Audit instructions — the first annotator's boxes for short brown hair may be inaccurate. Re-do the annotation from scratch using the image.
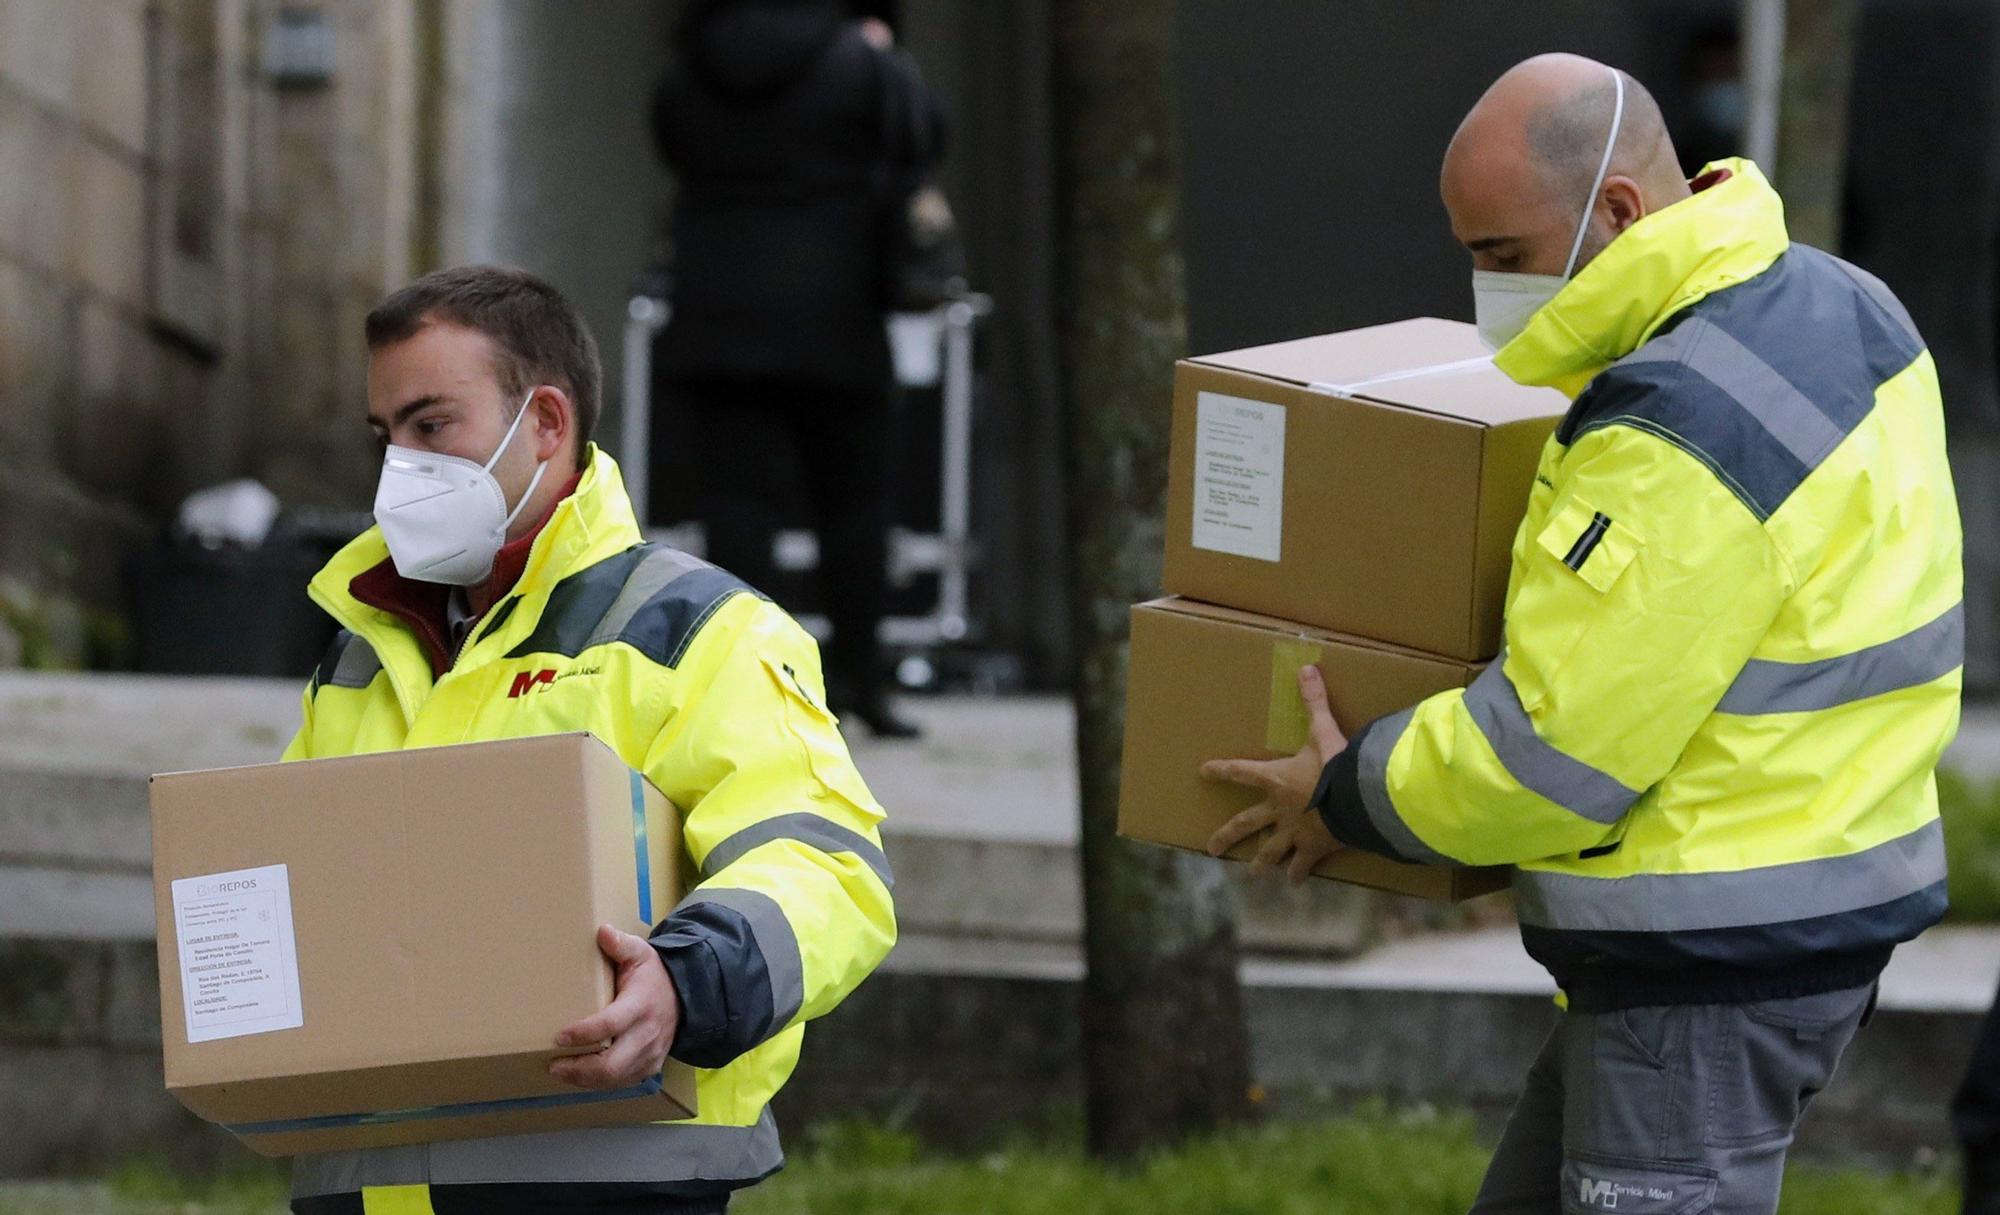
[365,265,601,469]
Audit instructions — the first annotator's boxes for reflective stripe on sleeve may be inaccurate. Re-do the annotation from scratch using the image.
[1353,706,1461,866]
[676,886,805,1029]
[700,812,894,890]
[1717,602,1964,715]
[1461,660,1643,825]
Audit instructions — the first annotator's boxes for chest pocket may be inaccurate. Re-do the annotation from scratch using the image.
[1507,493,1647,711]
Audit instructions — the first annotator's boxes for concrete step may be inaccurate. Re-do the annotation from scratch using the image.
[0,675,1385,954]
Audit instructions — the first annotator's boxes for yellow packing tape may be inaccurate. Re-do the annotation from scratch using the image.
[1267,636,1325,753]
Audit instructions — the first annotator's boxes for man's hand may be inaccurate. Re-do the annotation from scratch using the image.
[1199,664,1350,886]
[550,924,680,1090]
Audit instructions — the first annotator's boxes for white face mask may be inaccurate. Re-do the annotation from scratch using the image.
[1472,68,1627,353]
[373,389,551,586]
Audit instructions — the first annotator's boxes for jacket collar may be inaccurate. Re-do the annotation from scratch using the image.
[344,468,584,677]
[309,446,646,697]
[1492,158,1791,399]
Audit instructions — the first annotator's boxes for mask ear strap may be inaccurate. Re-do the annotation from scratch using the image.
[501,458,550,531]
[484,387,541,474]
[1563,68,1627,279]
[493,385,551,531]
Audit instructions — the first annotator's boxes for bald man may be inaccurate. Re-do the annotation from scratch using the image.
[1207,55,1961,1214]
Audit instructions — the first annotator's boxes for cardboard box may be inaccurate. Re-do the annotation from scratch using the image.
[1164,317,1567,660]
[149,733,697,1156]
[1118,597,1510,902]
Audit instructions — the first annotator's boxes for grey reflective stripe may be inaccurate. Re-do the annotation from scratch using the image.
[1623,317,1846,469]
[702,811,894,890]
[1718,602,1964,715]
[583,546,714,651]
[503,544,755,667]
[679,886,805,1029]
[504,545,650,660]
[1356,706,1459,866]
[291,1109,783,1194]
[291,1144,428,1197]
[1462,659,1641,825]
[1515,817,1946,933]
[328,637,381,689]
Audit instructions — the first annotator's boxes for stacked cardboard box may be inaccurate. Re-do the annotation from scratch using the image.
[149,733,697,1155]
[1117,317,1568,900]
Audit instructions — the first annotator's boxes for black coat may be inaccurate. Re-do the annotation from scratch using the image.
[651,0,943,393]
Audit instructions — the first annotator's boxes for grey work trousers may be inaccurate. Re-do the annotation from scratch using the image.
[1470,983,1876,1215]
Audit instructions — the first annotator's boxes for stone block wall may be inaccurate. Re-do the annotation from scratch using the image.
[0,0,419,667]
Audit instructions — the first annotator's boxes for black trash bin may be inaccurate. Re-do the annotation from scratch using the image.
[129,525,353,678]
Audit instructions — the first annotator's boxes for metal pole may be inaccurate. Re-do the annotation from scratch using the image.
[1742,0,1785,171]
[935,295,988,642]
[622,294,670,528]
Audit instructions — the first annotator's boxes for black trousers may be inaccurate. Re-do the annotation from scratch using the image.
[663,376,895,697]
[1957,973,2000,1194]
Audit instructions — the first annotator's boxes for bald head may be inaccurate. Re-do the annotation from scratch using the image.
[1442,54,1691,278]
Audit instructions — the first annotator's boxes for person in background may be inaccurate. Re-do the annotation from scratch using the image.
[650,0,942,740]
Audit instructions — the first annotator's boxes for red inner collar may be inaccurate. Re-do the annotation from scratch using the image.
[1690,166,1734,194]
[349,469,583,677]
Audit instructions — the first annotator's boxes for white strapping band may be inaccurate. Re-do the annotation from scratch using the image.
[1309,354,1497,398]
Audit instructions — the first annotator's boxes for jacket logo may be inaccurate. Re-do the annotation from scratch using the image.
[508,668,557,698]
[1576,1177,1675,1208]
[506,665,600,698]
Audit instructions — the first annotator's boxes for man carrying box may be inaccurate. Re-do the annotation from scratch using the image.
[282,265,895,1213]
[1207,54,1961,1213]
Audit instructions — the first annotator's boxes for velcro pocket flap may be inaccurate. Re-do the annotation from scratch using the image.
[1536,494,1643,595]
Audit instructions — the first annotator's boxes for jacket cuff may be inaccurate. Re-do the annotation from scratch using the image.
[1312,718,1402,858]
[650,901,779,1070]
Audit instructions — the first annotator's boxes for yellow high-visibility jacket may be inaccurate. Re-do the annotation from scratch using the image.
[1316,161,1961,1011]
[283,448,894,1204]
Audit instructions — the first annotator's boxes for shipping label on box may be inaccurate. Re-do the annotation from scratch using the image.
[1191,392,1286,562]
[169,863,304,1044]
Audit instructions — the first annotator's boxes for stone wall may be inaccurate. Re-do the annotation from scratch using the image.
[0,0,418,667]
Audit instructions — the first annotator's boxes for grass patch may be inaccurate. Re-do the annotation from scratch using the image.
[0,1111,1958,1213]
[738,1106,1959,1215]
[1940,768,2000,922]
[95,1159,285,1213]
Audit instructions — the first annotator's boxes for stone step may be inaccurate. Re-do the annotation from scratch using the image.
[0,770,1383,953]
[0,676,1384,954]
